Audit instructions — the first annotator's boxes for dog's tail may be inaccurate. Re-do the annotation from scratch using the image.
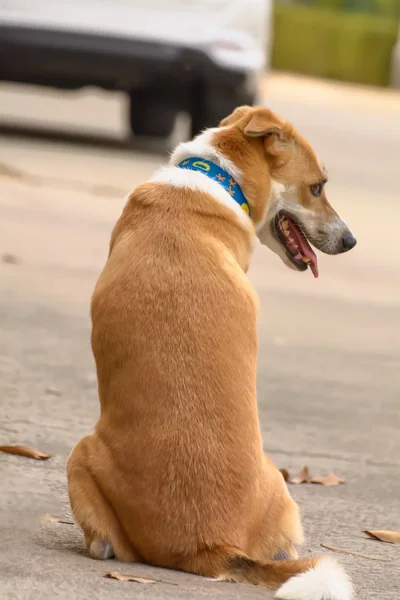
[179,548,353,599]
[272,556,353,599]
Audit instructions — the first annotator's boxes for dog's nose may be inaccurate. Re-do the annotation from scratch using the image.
[342,231,357,251]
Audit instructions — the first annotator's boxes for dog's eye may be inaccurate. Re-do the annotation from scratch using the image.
[310,183,323,197]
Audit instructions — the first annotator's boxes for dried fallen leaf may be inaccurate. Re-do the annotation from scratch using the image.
[311,473,345,487]
[103,572,155,584]
[279,468,290,482]
[41,514,74,525]
[0,445,51,460]
[45,387,62,397]
[290,466,310,484]
[2,253,20,265]
[364,530,400,544]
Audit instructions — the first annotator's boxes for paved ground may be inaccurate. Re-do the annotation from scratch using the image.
[0,74,399,599]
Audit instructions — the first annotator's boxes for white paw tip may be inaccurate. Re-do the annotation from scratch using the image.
[274,557,353,600]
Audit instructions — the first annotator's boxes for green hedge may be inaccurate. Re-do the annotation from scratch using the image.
[272,4,398,86]
[303,0,400,20]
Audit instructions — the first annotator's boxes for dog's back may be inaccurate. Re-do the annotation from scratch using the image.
[89,181,263,565]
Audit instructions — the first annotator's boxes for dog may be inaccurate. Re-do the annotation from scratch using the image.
[67,106,356,599]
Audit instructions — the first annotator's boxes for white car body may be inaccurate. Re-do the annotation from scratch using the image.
[0,0,271,72]
[0,0,272,135]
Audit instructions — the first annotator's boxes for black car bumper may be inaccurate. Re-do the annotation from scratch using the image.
[0,24,246,91]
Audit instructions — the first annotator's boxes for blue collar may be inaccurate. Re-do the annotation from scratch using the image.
[177,157,250,217]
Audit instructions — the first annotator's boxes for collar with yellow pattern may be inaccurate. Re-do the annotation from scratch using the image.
[178,157,250,217]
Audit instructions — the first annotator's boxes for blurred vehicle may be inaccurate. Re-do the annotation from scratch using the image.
[0,0,272,138]
[391,23,400,88]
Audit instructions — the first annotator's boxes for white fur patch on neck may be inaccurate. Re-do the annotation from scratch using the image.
[151,128,252,231]
[150,166,252,232]
[275,557,353,600]
[169,128,243,184]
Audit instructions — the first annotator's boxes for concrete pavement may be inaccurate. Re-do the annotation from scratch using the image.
[0,75,399,599]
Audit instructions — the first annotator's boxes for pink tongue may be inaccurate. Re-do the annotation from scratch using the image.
[291,226,319,278]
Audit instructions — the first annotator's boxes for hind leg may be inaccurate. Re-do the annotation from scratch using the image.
[67,435,139,562]
[252,456,304,563]
[271,492,303,561]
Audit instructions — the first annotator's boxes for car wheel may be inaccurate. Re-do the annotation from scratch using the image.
[190,82,255,138]
[129,87,178,138]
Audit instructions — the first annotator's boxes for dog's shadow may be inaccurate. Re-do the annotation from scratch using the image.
[33,519,277,598]
[34,519,88,557]
[0,121,180,157]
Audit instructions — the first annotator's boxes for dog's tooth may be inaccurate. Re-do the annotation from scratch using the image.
[283,230,290,238]
[302,257,311,263]
[288,237,294,243]
[282,220,289,230]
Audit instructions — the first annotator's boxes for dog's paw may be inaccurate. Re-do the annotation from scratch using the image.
[88,537,115,560]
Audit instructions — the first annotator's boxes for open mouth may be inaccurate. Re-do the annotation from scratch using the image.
[273,211,319,278]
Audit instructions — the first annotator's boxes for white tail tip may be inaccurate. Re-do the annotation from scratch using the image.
[275,557,353,600]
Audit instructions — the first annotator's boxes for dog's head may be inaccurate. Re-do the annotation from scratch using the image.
[218,106,356,277]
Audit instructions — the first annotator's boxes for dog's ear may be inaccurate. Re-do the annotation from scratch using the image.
[244,110,293,156]
[220,105,253,127]
[244,111,281,138]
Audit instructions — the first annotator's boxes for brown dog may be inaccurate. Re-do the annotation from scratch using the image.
[67,106,355,599]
